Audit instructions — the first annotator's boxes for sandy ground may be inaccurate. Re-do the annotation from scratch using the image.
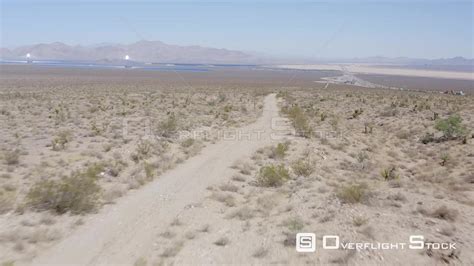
[273,64,474,81]
[31,94,279,265]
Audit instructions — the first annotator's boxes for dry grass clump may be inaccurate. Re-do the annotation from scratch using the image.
[211,192,236,207]
[337,184,368,204]
[130,140,154,163]
[431,205,459,221]
[381,166,399,180]
[291,158,314,177]
[227,206,254,220]
[256,164,290,187]
[51,130,73,151]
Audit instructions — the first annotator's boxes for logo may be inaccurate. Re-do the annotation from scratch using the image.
[296,233,316,252]
[295,233,456,252]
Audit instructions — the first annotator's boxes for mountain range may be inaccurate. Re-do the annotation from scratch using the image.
[0,40,260,64]
[1,40,472,66]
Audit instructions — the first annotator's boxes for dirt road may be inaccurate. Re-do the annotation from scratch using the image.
[31,93,280,265]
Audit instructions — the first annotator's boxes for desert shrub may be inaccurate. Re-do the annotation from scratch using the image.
[84,162,105,179]
[431,205,458,221]
[420,132,435,144]
[180,138,195,148]
[287,106,313,138]
[3,149,20,165]
[26,169,101,214]
[435,114,467,139]
[158,114,178,138]
[131,140,153,162]
[291,158,314,177]
[380,107,398,117]
[363,122,374,134]
[0,190,16,214]
[320,112,328,121]
[282,217,304,231]
[351,108,363,119]
[214,236,230,246]
[144,161,155,179]
[257,164,290,187]
[51,130,73,151]
[271,142,289,159]
[440,153,450,166]
[337,184,367,204]
[381,167,399,180]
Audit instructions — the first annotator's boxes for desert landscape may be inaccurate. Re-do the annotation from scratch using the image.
[0,64,472,265]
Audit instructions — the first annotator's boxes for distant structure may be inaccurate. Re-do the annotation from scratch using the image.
[443,90,465,96]
[124,55,131,68]
[26,53,32,64]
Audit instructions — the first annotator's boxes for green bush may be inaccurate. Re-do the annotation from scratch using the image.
[287,106,312,138]
[435,114,467,139]
[26,167,101,214]
[257,164,290,187]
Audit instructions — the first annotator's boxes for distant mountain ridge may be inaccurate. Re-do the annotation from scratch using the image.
[1,41,472,66]
[0,40,260,64]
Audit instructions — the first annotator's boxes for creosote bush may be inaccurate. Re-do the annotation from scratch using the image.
[435,114,467,140]
[26,166,102,214]
[257,164,290,187]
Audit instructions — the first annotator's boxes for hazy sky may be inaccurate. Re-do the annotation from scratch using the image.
[1,0,473,59]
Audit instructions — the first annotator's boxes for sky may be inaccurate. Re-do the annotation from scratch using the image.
[1,0,473,59]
